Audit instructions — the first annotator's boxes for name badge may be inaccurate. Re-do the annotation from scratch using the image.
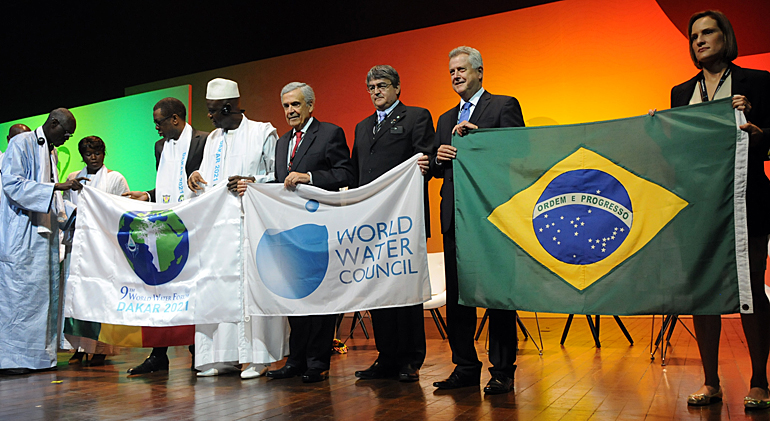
[390,126,404,134]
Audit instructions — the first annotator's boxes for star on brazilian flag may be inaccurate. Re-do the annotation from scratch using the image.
[453,98,751,315]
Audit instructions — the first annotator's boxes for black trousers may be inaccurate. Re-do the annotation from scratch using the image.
[443,228,517,379]
[150,345,193,357]
[370,304,426,370]
[286,314,337,371]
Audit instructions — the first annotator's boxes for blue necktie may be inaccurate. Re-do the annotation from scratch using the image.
[458,102,472,123]
[375,110,387,133]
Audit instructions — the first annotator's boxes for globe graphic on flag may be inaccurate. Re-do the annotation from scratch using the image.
[533,169,632,265]
[117,210,189,286]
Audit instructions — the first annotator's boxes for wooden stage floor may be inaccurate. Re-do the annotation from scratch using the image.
[1,316,768,420]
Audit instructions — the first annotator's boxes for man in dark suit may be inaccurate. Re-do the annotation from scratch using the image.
[123,97,208,374]
[351,65,434,383]
[265,82,353,383]
[124,98,208,203]
[428,46,525,395]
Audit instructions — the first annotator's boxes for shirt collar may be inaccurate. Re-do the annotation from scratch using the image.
[292,117,314,136]
[376,100,400,119]
[460,87,485,109]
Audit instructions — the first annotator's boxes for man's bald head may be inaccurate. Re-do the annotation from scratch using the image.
[43,108,76,147]
[47,108,75,127]
[7,124,31,142]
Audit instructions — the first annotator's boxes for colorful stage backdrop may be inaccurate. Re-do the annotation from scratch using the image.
[3,0,769,256]
[0,86,190,192]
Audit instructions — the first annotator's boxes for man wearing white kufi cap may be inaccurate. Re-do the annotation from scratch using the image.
[188,78,278,192]
[189,78,288,379]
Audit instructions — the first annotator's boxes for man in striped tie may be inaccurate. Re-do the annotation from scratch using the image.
[350,65,435,383]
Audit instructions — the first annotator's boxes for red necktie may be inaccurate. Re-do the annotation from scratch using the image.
[289,131,302,170]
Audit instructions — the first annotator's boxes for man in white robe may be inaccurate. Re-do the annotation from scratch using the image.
[187,78,288,379]
[0,109,82,374]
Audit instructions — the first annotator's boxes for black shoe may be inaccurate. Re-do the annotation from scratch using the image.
[266,365,303,379]
[484,375,514,395]
[399,364,420,383]
[127,355,169,375]
[0,368,31,375]
[433,372,479,390]
[69,351,86,365]
[302,368,329,383]
[88,354,107,366]
[355,361,398,379]
[189,346,197,371]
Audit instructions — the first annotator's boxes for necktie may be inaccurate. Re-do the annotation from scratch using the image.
[375,110,387,133]
[458,102,472,123]
[289,131,302,170]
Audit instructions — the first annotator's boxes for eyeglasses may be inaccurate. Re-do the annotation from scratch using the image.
[367,82,392,93]
[54,118,74,139]
[154,114,175,126]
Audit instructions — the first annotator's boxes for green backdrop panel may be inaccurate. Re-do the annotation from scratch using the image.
[1,85,191,192]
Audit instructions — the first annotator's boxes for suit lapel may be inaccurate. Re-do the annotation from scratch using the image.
[373,102,406,144]
[291,118,319,170]
[730,64,749,96]
[185,130,203,175]
[363,113,377,149]
[469,91,491,125]
[275,131,290,180]
[445,106,460,145]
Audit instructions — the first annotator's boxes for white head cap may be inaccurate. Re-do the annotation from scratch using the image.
[206,78,240,100]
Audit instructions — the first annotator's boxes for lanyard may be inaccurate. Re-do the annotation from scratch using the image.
[699,67,731,102]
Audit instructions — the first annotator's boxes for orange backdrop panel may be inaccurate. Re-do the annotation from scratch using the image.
[126,0,770,253]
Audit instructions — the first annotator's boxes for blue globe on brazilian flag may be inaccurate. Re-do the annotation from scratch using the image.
[454,98,750,315]
[489,148,687,291]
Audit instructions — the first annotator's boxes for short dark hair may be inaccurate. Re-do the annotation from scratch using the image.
[78,135,106,158]
[688,10,738,69]
[366,65,400,89]
[154,97,187,120]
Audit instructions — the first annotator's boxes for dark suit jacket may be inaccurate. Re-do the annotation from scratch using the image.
[671,64,770,235]
[429,90,525,233]
[275,118,354,191]
[352,101,435,236]
[148,128,209,202]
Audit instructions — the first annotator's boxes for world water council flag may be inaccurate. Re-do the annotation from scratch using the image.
[454,98,751,315]
[243,154,431,316]
[65,184,243,326]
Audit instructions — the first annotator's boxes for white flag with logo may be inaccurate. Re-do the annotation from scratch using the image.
[64,184,242,326]
[243,154,430,316]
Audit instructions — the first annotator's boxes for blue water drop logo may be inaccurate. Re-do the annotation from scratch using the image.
[305,199,319,213]
[256,224,329,299]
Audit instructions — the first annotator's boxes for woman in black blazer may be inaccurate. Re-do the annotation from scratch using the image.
[672,10,770,409]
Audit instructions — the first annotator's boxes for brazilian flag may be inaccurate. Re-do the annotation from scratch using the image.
[454,98,751,315]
